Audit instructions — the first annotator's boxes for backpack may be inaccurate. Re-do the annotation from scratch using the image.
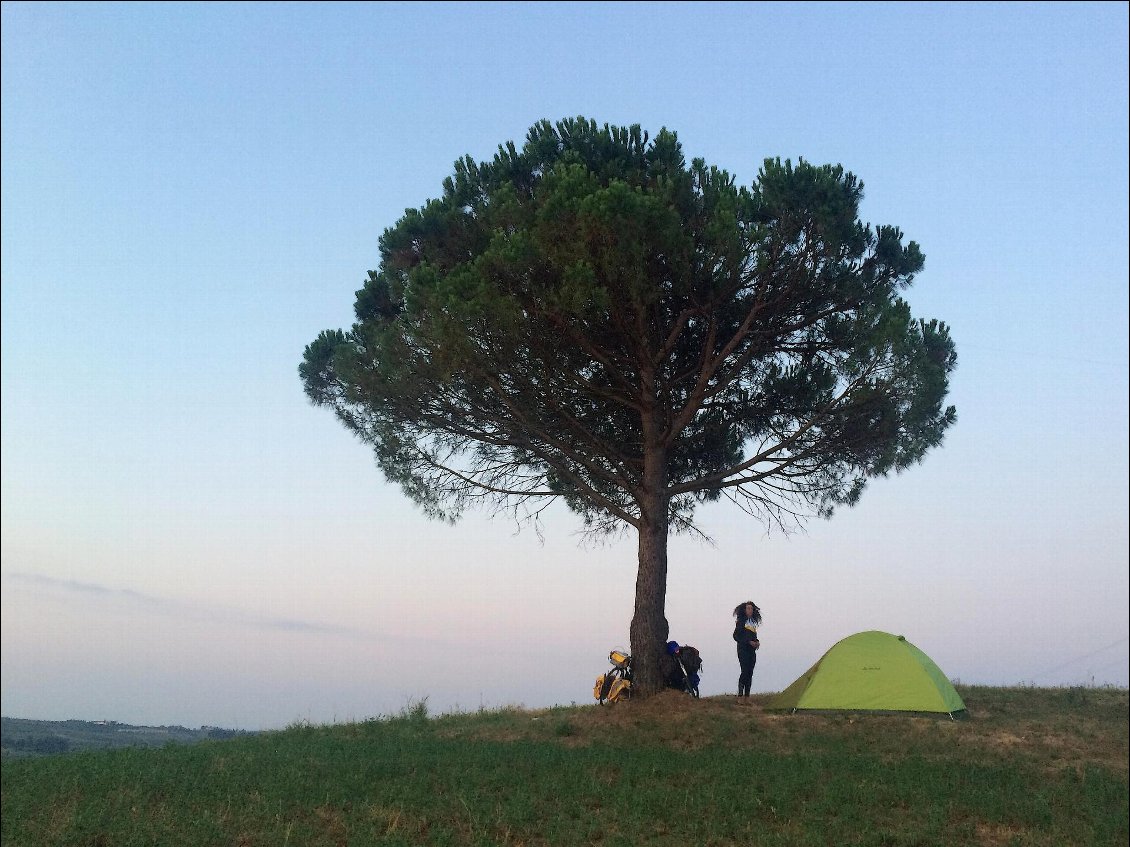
[678,645,703,676]
[593,673,631,703]
[594,649,633,704]
[676,645,702,697]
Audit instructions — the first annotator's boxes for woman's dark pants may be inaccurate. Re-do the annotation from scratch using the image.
[737,646,757,696]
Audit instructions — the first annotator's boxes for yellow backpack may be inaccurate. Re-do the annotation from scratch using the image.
[594,649,632,703]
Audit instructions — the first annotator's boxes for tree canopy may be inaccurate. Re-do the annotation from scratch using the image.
[301,117,956,694]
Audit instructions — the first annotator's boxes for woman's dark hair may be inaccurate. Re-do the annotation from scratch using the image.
[734,601,761,624]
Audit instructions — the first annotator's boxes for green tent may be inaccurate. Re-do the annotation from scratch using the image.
[768,630,967,718]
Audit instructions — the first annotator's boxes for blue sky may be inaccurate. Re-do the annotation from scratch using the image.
[2,1,1127,730]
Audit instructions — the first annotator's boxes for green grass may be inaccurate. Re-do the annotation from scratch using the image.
[2,686,1126,846]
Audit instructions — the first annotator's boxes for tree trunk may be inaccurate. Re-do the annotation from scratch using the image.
[629,459,671,697]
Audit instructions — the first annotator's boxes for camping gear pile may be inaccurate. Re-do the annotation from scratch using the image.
[593,641,703,703]
[593,630,963,716]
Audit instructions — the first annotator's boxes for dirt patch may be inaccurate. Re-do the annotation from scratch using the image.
[974,821,1029,846]
[591,689,713,719]
[547,691,777,751]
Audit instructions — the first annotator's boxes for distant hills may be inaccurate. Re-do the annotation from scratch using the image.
[1,717,255,758]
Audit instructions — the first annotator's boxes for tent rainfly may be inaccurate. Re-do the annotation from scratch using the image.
[768,630,967,719]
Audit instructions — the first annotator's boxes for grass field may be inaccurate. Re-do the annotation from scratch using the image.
[2,685,1126,846]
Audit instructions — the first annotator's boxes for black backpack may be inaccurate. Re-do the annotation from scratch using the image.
[678,645,702,676]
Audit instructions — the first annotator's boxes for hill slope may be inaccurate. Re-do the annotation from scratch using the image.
[2,686,1126,846]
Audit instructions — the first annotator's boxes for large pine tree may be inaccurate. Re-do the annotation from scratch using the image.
[301,117,957,694]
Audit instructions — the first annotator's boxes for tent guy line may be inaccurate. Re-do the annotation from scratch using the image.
[1026,636,1130,682]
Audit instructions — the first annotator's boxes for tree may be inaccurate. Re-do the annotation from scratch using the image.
[300,117,956,695]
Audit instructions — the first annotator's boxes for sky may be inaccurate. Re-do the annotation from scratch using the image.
[2,1,1127,731]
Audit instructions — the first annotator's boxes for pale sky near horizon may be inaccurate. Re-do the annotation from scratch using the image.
[2,1,1127,731]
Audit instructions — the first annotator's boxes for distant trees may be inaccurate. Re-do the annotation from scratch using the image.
[301,117,956,695]
[1,718,251,757]
[3,734,71,754]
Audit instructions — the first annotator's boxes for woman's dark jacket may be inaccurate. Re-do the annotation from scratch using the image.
[734,620,760,655]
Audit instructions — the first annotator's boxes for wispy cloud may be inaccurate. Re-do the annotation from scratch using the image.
[3,572,382,641]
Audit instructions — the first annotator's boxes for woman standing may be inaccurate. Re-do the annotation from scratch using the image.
[733,601,762,700]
